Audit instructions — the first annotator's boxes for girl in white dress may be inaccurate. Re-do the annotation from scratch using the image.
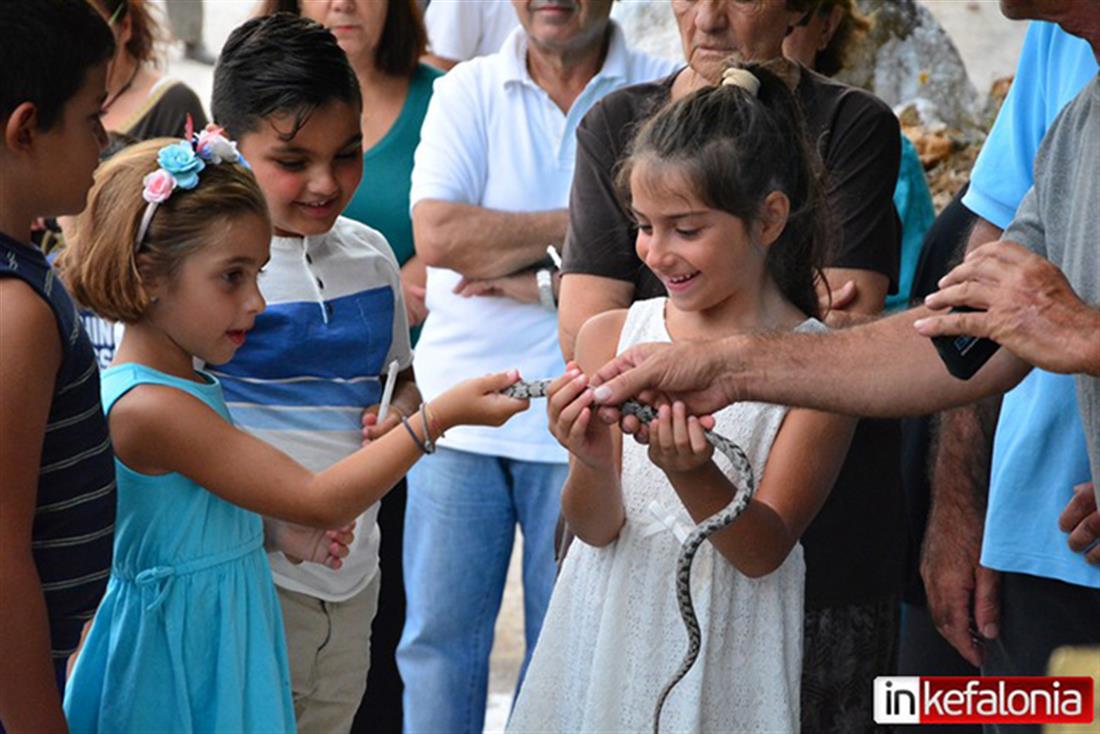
[508,63,858,733]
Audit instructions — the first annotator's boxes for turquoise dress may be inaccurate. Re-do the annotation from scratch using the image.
[64,364,296,733]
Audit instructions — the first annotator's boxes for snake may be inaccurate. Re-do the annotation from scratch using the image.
[501,379,757,733]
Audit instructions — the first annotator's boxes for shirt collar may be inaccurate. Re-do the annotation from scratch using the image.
[500,19,631,89]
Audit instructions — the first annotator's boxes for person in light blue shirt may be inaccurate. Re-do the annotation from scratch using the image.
[927,23,1098,727]
[959,21,1098,589]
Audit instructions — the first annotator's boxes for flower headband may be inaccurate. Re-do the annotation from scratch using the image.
[134,117,248,251]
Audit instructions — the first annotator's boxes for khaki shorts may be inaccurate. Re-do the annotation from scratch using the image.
[276,572,381,734]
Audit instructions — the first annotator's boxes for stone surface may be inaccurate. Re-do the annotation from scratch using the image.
[838,0,979,131]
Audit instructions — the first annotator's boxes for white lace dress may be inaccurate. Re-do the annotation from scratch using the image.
[508,298,818,733]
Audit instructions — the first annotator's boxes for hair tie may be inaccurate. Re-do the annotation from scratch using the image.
[133,116,248,252]
[720,68,761,97]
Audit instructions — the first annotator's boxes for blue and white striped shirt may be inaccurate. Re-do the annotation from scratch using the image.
[212,217,412,601]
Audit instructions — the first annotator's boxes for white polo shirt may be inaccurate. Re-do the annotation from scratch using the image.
[410,22,678,463]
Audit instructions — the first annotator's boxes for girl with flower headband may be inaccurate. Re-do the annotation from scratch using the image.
[57,132,530,732]
[507,64,856,732]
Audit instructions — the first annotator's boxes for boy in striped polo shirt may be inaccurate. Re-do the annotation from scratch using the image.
[209,15,418,732]
[0,2,118,730]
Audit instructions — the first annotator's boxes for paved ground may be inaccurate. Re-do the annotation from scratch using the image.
[153,2,1028,730]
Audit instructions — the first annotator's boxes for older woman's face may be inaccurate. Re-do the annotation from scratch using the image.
[672,0,804,82]
[511,0,614,55]
[299,0,388,63]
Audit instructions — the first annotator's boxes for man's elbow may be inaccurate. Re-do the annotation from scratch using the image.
[415,231,450,269]
[412,206,451,269]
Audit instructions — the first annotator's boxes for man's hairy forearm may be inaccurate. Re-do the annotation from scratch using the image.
[730,306,1029,417]
[413,200,568,279]
[929,397,1002,519]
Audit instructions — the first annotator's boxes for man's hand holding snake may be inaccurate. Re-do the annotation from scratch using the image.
[590,340,731,439]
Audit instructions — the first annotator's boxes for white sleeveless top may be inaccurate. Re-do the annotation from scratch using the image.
[509,298,823,733]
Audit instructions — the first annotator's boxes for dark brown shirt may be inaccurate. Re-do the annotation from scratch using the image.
[564,66,902,296]
[123,80,208,141]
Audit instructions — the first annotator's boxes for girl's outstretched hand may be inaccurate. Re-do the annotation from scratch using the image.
[267,519,356,570]
[432,369,530,430]
[547,362,614,471]
[647,401,714,475]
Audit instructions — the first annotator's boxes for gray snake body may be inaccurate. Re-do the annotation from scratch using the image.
[501,379,756,733]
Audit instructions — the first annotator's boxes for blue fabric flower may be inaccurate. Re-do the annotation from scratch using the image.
[157,141,206,190]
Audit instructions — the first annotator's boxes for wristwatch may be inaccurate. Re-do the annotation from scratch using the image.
[536,268,556,311]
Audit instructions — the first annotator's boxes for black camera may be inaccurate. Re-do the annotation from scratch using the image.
[930,307,1001,380]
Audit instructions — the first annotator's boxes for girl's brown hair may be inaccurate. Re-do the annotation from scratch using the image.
[616,63,831,318]
[88,0,162,65]
[257,0,427,78]
[60,138,270,323]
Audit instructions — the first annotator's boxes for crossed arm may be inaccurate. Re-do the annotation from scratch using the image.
[413,200,568,281]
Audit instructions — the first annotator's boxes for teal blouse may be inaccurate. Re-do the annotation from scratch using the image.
[344,63,442,268]
[886,133,936,312]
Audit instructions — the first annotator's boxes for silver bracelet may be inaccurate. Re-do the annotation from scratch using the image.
[419,402,437,454]
[536,268,556,311]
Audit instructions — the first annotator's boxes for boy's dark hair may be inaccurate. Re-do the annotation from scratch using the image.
[257,0,427,78]
[0,0,115,130]
[212,13,362,141]
[617,63,832,318]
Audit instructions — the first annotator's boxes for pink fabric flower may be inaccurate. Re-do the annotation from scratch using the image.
[142,169,177,204]
[196,125,240,165]
[201,123,227,138]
